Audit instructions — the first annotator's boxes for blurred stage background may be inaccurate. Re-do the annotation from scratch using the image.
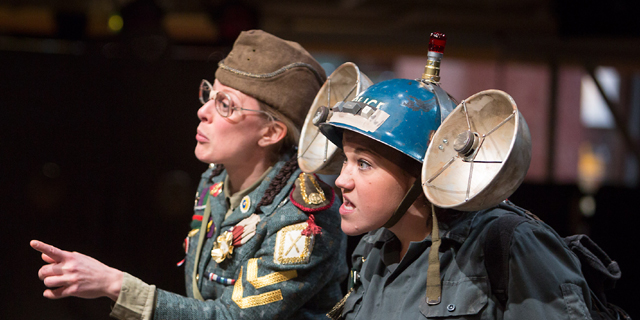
[1,0,639,319]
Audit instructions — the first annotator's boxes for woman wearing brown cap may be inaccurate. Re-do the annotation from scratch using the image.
[31,30,348,320]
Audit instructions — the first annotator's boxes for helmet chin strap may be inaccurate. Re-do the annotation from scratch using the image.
[382,178,423,228]
[381,179,443,304]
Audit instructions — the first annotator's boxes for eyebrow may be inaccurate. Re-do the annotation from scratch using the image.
[212,85,242,104]
[353,147,368,154]
[353,146,380,157]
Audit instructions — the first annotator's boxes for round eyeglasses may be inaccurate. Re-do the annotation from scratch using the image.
[199,79,275,120]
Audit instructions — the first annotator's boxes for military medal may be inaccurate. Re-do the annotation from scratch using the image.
[208,272,236,285]
[211,231,234,263]
[240,195,251,213]
[194,191,200,207]
[210,214,261,263]
[210,181,223,197]
[188,228,199,237]
[194,185,211,210]
[233,214,260,245]
[176,235,191,267]
[206,217,215,238]
[191,214,203,229]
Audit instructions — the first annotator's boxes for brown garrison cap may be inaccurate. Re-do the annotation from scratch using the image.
[215,30,327,129]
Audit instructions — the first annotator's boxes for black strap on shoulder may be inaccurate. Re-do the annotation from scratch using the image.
[484,214,528,306]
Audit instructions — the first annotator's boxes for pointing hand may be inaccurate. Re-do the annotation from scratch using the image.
[30,240,123,301]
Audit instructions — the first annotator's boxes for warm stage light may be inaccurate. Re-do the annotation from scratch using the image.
[108,13,123,33]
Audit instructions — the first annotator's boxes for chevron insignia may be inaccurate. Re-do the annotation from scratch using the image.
[232,258,298,309]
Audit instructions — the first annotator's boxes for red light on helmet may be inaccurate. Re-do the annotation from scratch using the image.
[422,32,446,83]
[428,32,447,54]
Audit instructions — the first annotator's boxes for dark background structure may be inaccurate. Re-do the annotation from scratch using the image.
[1,0,639,319]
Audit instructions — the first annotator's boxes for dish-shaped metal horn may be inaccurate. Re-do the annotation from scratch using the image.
[298,62,373,174]
[421,89,531,211]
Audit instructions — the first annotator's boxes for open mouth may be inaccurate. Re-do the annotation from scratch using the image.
[343,199,354,210]
[340,195,355,215]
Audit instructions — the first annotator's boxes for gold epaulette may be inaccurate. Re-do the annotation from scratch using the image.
[289,173,335,212]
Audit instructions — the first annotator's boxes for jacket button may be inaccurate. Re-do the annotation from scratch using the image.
[447,304,456,312]
[196,274,200,281]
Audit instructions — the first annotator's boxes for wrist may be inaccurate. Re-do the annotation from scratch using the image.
[106,269,124,301]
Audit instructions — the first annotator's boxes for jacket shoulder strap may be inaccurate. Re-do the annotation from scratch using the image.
[484,213,528,306]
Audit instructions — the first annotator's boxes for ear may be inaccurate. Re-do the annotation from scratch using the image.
[258,120,287,147]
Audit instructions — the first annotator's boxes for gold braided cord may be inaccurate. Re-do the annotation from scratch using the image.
[232,268,285,309]
[326,288,354,320]
[246,258,298,289]
[218,60,325,85]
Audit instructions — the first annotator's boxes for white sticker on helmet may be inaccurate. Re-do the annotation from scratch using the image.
[329,109,389,132]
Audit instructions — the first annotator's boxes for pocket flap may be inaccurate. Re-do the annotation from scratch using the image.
[420,276,488,318]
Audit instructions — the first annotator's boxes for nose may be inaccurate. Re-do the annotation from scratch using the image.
[334,164,354,191]
[197,100,216,123]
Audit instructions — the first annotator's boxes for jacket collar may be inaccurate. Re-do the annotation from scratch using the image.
[369,210,480,246]
[219,155,298,227]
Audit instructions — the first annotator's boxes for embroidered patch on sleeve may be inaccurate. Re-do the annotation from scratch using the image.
[274,222,315,265]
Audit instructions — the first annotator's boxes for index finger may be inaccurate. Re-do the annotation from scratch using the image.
[30,240,67,263]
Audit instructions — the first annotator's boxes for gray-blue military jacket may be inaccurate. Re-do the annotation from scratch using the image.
[154,159,348,319]
[334,203,592,320]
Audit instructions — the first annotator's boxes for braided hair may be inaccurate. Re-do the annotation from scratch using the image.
[254,156,299,214]
[206,156,299,214]
[208,164,226,182]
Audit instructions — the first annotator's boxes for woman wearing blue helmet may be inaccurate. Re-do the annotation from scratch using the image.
[320,78,593,319]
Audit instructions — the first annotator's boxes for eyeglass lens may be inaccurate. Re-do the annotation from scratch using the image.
[215,93,232,117]
[200,80,234,117]
[199,80,213,105]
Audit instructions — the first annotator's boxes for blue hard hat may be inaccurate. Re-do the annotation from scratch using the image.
[319,78,455,162]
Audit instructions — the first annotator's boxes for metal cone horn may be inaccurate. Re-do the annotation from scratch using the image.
[421,89,532,211]
[298,62,373,174]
